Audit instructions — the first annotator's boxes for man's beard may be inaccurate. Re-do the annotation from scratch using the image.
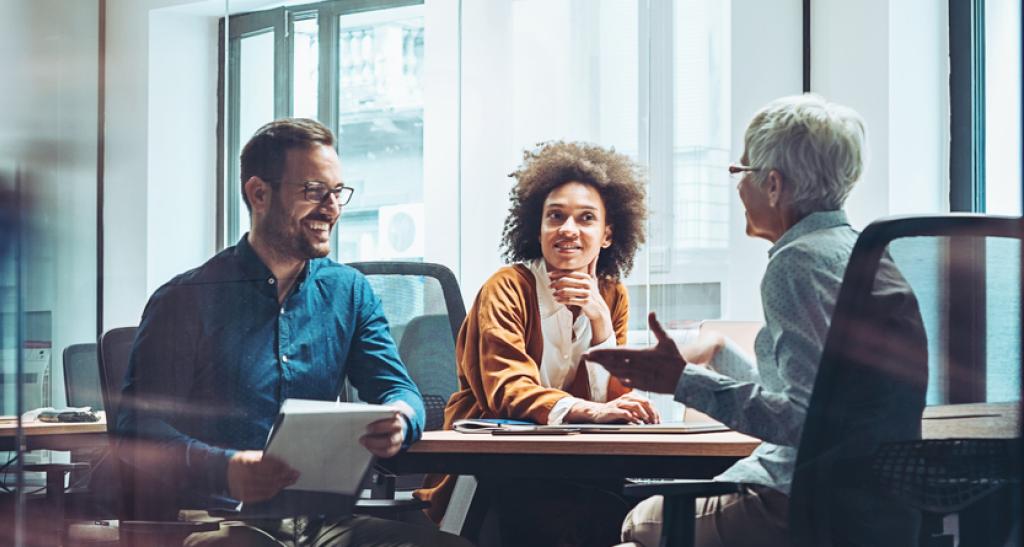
[264,197,332,261]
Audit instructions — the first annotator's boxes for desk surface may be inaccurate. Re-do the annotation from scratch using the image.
[408,430,760,457]
[0,402,1014,449]
[922,401,1019,439]
[0,414,108,451]
[0,415,107,437]
[407,402,1019,457]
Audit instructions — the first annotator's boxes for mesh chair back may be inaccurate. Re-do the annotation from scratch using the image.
[872,438,1019,513]
[98,327,138,433]
[348,262,465,430]
[791,215,1023,547]
[63,342,103,410]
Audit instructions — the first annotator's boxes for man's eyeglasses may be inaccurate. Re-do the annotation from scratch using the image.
[300,182,354,206]
[262,177,355,206]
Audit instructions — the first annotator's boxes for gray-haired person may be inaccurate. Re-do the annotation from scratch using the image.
[588,94,925,547]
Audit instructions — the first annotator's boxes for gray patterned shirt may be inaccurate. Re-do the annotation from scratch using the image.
[675,210,858,494]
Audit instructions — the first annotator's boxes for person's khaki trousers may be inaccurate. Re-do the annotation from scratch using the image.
[620,485,790,547]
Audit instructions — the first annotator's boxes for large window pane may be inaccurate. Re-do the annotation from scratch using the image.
[986,238,1021,401]
[293,15,319,119]
[235,29,276,238]
[633,0,731,336]
[239,30,276,154]
[336,5,425,263]
[982,0,1021,401]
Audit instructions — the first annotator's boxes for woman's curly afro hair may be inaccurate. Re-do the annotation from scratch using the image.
[501,141,647,280]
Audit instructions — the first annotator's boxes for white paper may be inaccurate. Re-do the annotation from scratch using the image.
[264,399,397,495]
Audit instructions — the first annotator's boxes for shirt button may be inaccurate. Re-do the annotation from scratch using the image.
[268,278,276,285]
[282,355,289,363]
[562,354,569,360]
[280,307,285,315]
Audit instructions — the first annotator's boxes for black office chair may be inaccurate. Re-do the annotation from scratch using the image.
[97,328,136,435]
[61,342,105,495]
[95,327,217,546]
[64,343,104,411]
[851,215,1023,547]
[624,214,1023,547]
[348,261,467,510]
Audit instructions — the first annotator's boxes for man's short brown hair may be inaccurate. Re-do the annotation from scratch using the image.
[239,118,335,212]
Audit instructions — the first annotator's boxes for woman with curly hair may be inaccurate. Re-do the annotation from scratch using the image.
[416,141,654,545]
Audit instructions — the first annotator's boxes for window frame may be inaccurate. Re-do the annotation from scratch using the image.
[947,0,1023,403]
[216,0,423,250]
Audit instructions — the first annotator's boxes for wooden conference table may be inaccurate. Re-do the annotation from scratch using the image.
[0,404,1016,539]
[0,403,1012,455]
[379,403,1020,539]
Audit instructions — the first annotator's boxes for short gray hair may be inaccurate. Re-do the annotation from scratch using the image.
[744,94,867,216]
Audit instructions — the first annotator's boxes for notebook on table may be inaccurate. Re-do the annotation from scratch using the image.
[452,418,729,435]
[548,422,728,434]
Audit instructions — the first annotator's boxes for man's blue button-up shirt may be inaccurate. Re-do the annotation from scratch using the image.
[118,236,425,510]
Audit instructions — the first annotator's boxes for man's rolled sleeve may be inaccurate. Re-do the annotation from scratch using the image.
[674,365,737,415]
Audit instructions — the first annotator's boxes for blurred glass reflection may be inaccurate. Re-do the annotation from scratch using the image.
[1,0,99,542]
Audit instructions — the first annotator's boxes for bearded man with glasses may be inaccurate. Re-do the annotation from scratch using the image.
[118,118,471,547]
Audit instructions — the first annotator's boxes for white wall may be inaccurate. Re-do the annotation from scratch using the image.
[458,0,517,304]
[721,0,949,321]
[104,0,220,330]
[812,0,949,229]
[724,0,803,321]
[147,11,219,293]
[422,0,462,276]
[888,0,949,216]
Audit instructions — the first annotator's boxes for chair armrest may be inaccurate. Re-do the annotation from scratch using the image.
[624,479,743,499]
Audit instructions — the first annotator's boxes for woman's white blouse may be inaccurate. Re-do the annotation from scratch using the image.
[526,259,618,424]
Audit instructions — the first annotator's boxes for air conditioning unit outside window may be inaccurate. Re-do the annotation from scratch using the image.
[377,203,424,259]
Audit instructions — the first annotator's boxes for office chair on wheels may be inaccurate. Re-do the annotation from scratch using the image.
[348,261,466,516]
[623,214,1022,547]
[94,327,217,546]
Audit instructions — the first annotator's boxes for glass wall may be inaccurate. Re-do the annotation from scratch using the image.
[983,0,1022,400]
[1,0,100,542]
[0,0,1016,543]
[223,1,737,339]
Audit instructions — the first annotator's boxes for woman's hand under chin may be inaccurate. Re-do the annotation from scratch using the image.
[548,258,614,344]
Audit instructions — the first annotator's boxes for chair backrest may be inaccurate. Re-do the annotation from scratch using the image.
[790,214,1023,547]
[348,262,466,430]
[97,326,138,432]
[63,342,103,410]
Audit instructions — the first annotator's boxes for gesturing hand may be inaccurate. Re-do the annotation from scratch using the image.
[359,412,406,458]
[584,312,688,394]
[227,450,299,503]
[549,258,613,344]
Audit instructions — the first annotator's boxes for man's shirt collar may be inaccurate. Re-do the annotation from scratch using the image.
[234,233,316,292]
